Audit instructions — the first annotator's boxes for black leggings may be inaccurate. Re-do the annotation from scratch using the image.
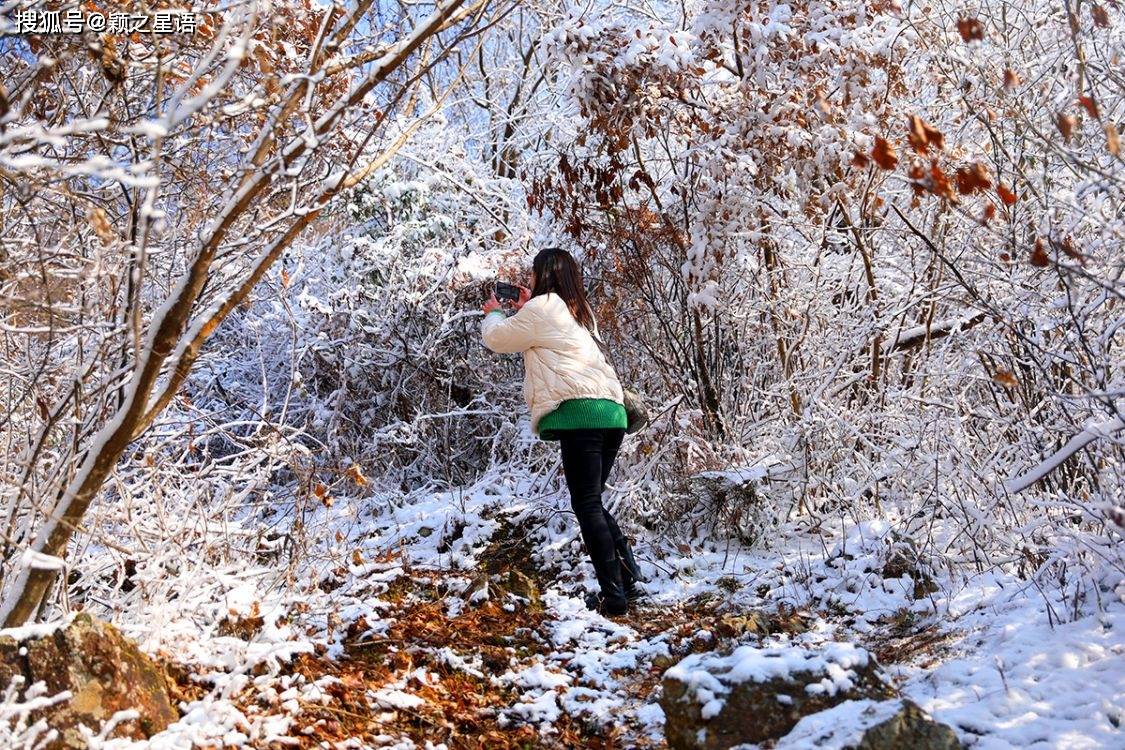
[558,428,627,568]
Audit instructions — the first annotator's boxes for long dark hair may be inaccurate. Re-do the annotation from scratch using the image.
[531,247,596,331]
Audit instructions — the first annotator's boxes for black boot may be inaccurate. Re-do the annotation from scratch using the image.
[616,537,647,599]
[620,560,638,600]
[586,556,628,616]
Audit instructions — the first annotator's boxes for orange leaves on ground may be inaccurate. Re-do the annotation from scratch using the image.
[957,18,985,41]
[997,184,1018,206]
[871,137,898,169]
[217,601,264,640]
[1056,113,1078,142]
[907,116,945,155]
[956,163,992,195]
[1092,5,1111,28]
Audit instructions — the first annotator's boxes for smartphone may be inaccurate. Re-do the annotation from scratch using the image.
[495,281,521,303]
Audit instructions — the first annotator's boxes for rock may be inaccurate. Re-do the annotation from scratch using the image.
[880,534,938,600]
[661,642,895,750]
[855,700,962,749]
[776,698,963,749]
[0,613,179,748]
[505,570,541,608]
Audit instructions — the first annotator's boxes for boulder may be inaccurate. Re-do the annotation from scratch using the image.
[776,698,963,749]
[661,642,895,750]
[854,700,962,749]
[0,613,178,748]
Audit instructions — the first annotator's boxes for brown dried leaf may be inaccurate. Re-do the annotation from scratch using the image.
[871,137,899,170]
[1052,235,1083,262]
[1003,69,1021,90]
[957,18,985,41]
[930,161,955,200]
[1107,122,1121,155]
[993,370,1018,388]
[851,151,871,169]
[907,116,945,155]
[1092,5,1111,28]
[956,163,992,195]
[88,207,116,245]
[1030,239,1050,267]
[346,464,368,487]
[997,184,1017,206]
[1056,113,1078,142]
[1078,95,1100,118]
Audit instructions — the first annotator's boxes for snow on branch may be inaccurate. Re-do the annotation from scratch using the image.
[883,312,987,355]
[1006,414,1125,494]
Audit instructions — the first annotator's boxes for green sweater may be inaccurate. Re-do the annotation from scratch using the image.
[538,398,627,440]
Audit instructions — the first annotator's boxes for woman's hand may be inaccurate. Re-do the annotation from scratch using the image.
[514,285,532,310]
[482,293,503,315]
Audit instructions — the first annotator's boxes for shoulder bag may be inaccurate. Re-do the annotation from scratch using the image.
[590,330,649,435]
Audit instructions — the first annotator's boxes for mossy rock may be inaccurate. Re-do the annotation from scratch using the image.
[777,698,963,749]
[855,700,962,749]
[661,642,895,750]
[1,613,178,748]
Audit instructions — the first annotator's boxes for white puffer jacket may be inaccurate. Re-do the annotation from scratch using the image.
[482,293,624,431]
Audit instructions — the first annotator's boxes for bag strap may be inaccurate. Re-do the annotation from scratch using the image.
[589,328,621,374]
[586,310,624,377]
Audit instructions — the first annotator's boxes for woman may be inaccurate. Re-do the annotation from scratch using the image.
[481,248,644,616]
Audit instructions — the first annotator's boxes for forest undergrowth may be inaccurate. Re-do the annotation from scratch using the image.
[2,0,1123,747]
[31,462,1116,750]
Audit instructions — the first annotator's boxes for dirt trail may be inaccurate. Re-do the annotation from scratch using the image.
[158,514,947,749]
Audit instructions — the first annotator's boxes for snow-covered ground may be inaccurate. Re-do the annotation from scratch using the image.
[4,474,1123,749]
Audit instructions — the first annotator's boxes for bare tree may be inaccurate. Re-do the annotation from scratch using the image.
[0,0,505,626]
